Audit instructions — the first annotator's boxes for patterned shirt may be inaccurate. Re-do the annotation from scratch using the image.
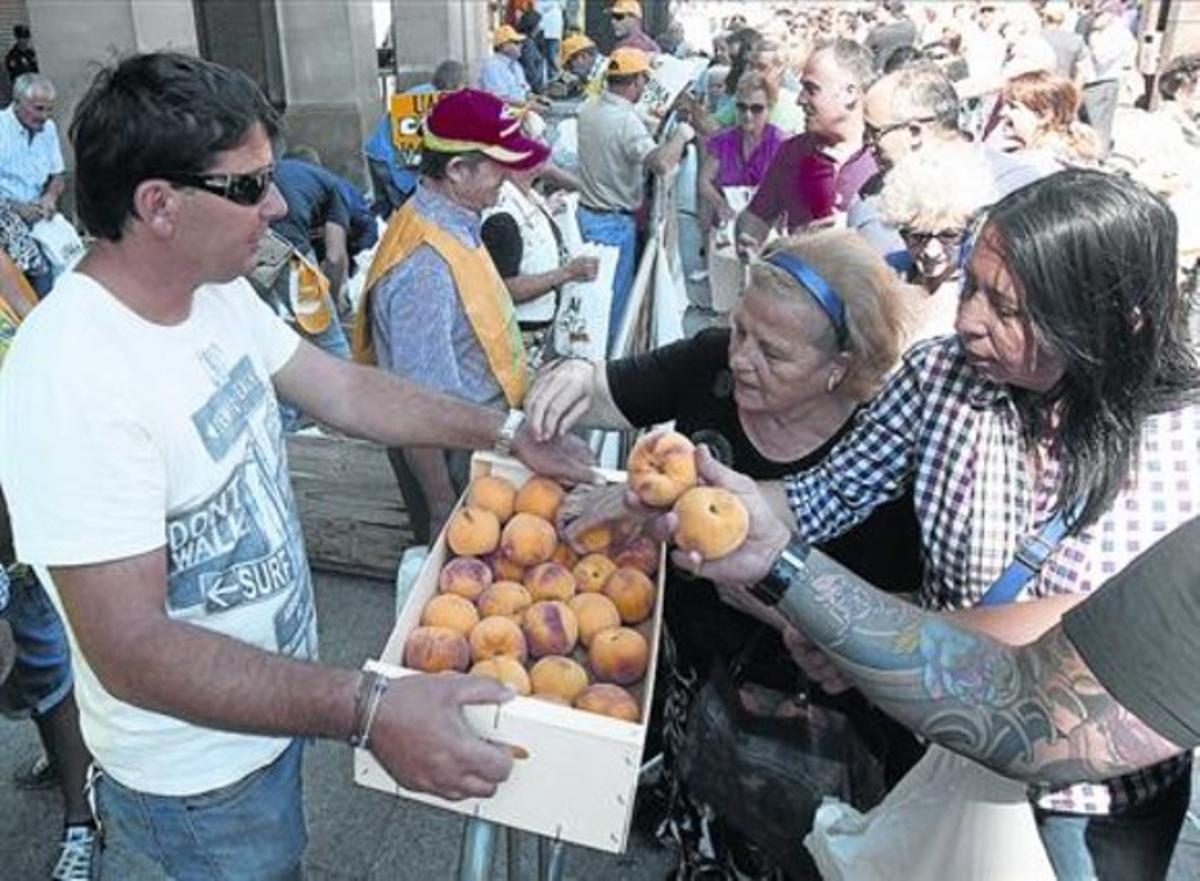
[0,106,64,204]
[785,335,1196,814]
[370,184,505,408]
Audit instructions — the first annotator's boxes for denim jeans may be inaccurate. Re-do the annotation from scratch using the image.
[0,568,72,718]
[575,206,638,354]
[1035,767,1191,881]
[94,738,307,881]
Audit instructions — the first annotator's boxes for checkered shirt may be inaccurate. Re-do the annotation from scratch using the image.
[784,336,1195,815]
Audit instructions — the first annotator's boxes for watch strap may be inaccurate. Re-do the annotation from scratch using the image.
[749,538,811,606]
[493,408,525,458]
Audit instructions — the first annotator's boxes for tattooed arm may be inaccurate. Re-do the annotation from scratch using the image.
[668,447,1191,787]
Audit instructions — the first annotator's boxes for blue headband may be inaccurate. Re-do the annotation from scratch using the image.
[765,252,849,349]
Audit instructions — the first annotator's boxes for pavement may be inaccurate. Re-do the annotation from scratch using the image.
[3,569,1199,880]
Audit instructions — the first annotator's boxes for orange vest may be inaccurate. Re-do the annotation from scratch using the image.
[354,199,528,407]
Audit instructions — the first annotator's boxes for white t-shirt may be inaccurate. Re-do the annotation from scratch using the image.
[0,272,313,796]
[536,0,564,40]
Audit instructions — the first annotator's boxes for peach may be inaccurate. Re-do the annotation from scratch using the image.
[672,486,750,561]
[514,475,565,521]
[482,550,526,583]
[467,474,517,523]
[627,431,698,507]
[468,615,528,664]
[569,592,622,646]
[446,505,501,557]
[470,656,532,695]
[438,556,493,602]
[420,593,480,636]
[522,600,579,658]
[574,683,640,722]
[528,655,590,703]
[524,561,577,602]
[573,553,617,593]
[500,512,557,567]
[613,534,660,576]
[404,625,470,673]
[574,523,613,555]
[476,581,533,622]
[602,567,656,625]
[551,541,579,570]
[588,626,649,685]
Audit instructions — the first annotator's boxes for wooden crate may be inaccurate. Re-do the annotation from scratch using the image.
[354,452,665,854]
[286,434,413,580]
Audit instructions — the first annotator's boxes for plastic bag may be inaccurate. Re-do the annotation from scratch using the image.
[804,744,1055,881]
[30,214,84,275]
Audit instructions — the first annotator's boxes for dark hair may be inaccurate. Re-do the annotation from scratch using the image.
[882,45,921,73]
[1159,53,1200,101]
[418,148,485,180]
[432,60,467,91]
[13,24,30,40]
[893,60,959,130]
[70,52,279,241]
[979,169,1200,527]
[723,26,762,95]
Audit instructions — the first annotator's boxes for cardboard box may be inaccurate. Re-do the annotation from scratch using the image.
[354,452,665,854]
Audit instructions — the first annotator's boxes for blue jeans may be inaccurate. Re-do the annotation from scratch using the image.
[576,206,637,354]
[0,568,72,718]
[1035,767,1191,881]
[94,738,307,881]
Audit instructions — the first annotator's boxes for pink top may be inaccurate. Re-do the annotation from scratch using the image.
[705,124,785,188]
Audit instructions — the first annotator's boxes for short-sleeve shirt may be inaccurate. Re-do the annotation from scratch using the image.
[0,105,63,203]
[746,133,877,232]
[477,53,531,104]
[0,272,312,796]
[270,158,351,255]
[576,91,657,212]
[1064,516,1200,747]
[706,123,786,188]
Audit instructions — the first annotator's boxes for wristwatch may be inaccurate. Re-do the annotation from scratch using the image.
[493,408,526,458]
[748,538,811,606]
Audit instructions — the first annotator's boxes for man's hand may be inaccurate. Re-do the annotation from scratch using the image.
[525,359,594,440]
[13,201,46,224]
[510,420,600,485]
[782,626,853,695]
[369,673,516,801]
[565,255,599,283]
[652,446,791,586]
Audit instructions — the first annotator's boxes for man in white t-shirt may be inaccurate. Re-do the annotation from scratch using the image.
[0,52,594,880]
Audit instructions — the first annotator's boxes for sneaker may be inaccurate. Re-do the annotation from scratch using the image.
[13,754,58,790]
[52,825,98,881]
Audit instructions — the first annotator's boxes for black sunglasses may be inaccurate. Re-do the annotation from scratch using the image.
[160,167,275,206]
[899,226,966,247]
[736,102,767,114]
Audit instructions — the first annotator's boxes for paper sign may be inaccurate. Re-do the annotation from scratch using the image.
[389,91,444,166]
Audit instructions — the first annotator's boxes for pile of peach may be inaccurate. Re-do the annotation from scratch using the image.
[403,473,659,723]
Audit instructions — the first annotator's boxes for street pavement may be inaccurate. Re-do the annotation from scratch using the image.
[2,570,1199,879]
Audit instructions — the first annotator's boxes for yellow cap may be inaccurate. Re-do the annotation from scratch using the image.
[612,0,643,18]
[493,24,526,48]
[561,33,596,63]
[607,47,651,77]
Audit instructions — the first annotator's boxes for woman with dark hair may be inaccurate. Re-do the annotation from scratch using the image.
[767,169,1200,879]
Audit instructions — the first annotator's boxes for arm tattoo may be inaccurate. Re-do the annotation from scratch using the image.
[777,550,1185,786]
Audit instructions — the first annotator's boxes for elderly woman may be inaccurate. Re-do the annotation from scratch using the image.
[880,141,997,340]
[526,229,925,878]
[999,70,1101,167]
[720,170,1200,880]
[698,72,786,231]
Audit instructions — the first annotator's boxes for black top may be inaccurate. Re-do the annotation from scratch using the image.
[481,213,524,279]
[608,329,923,683]
[4,45,36,80]
[1064,515,1200,747]
[609,328,923,592]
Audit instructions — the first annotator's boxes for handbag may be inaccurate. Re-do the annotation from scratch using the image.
[803,508,1078,880]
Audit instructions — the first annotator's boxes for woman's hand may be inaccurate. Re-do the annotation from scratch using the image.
[714,200,737,226]
[565,255,599,283]
[525,359,595,441]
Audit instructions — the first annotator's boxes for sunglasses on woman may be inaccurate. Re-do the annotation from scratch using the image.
[736,102,767,115]
[899,226,966,248]
[160,167,275,206]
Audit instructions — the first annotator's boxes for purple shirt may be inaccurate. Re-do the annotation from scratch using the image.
[615,31,661,55]
[705,124,785,188]
[747,133,877,232]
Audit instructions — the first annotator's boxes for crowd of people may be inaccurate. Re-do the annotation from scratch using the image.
[3,1,1200,880]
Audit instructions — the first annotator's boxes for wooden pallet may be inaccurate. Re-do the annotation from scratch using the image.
[286,434,413,581]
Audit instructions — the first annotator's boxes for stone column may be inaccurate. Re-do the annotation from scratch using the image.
[391,0,490,89]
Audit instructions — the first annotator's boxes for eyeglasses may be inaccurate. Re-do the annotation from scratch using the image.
[736,102,767,115]
[899,226,966,248]
[863,115,937,145]
[611,12,628,20]
[160,167,275,206]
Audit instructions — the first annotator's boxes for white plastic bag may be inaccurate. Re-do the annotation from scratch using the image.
[30,213,85,275]
[804,745,1056,881]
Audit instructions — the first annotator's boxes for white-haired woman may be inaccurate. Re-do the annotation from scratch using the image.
[881,141,998,341]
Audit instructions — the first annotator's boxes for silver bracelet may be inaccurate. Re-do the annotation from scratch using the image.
[349,673,390,749]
